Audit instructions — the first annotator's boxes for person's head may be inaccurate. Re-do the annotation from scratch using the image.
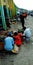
[7,34,12,37]
[23,27,26,31]
[14,32,18,36]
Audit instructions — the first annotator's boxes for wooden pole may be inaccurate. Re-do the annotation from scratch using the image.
[0,0,7,30]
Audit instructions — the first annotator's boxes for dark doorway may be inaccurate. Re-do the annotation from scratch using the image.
[0,10,3,30]
[3,5,10,28]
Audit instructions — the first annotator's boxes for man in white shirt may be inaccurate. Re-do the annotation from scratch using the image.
[23,27,31,41]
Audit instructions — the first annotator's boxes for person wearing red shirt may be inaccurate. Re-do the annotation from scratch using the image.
[12,32,23,53]
[13,32,22,47]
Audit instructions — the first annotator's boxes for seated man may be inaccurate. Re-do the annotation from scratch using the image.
[4,34,14,53]
[23,27,31,42]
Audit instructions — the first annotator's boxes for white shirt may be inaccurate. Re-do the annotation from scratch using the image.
[24,28,31,37]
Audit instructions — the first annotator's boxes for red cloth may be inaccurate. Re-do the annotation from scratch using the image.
[13,33,23,46]
[18,33,23,42]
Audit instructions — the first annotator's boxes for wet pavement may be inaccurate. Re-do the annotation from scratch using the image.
[0,15,33,65]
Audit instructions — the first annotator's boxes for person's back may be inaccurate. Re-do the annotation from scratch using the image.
[24,28,31,37]
[24,28,31,41]
[4,36,14,51]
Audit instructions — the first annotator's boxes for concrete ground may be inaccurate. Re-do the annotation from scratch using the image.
[0,15,33,65]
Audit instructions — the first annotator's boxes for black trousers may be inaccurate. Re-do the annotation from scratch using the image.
[21,20,25,28]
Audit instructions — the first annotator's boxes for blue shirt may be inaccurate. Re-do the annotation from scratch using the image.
[4,37,14,51]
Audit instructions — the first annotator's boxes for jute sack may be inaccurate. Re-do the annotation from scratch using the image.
[14,44,19,52]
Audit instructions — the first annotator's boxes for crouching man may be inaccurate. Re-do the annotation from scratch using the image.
[4,34,14,54]
[23,27,31,42]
